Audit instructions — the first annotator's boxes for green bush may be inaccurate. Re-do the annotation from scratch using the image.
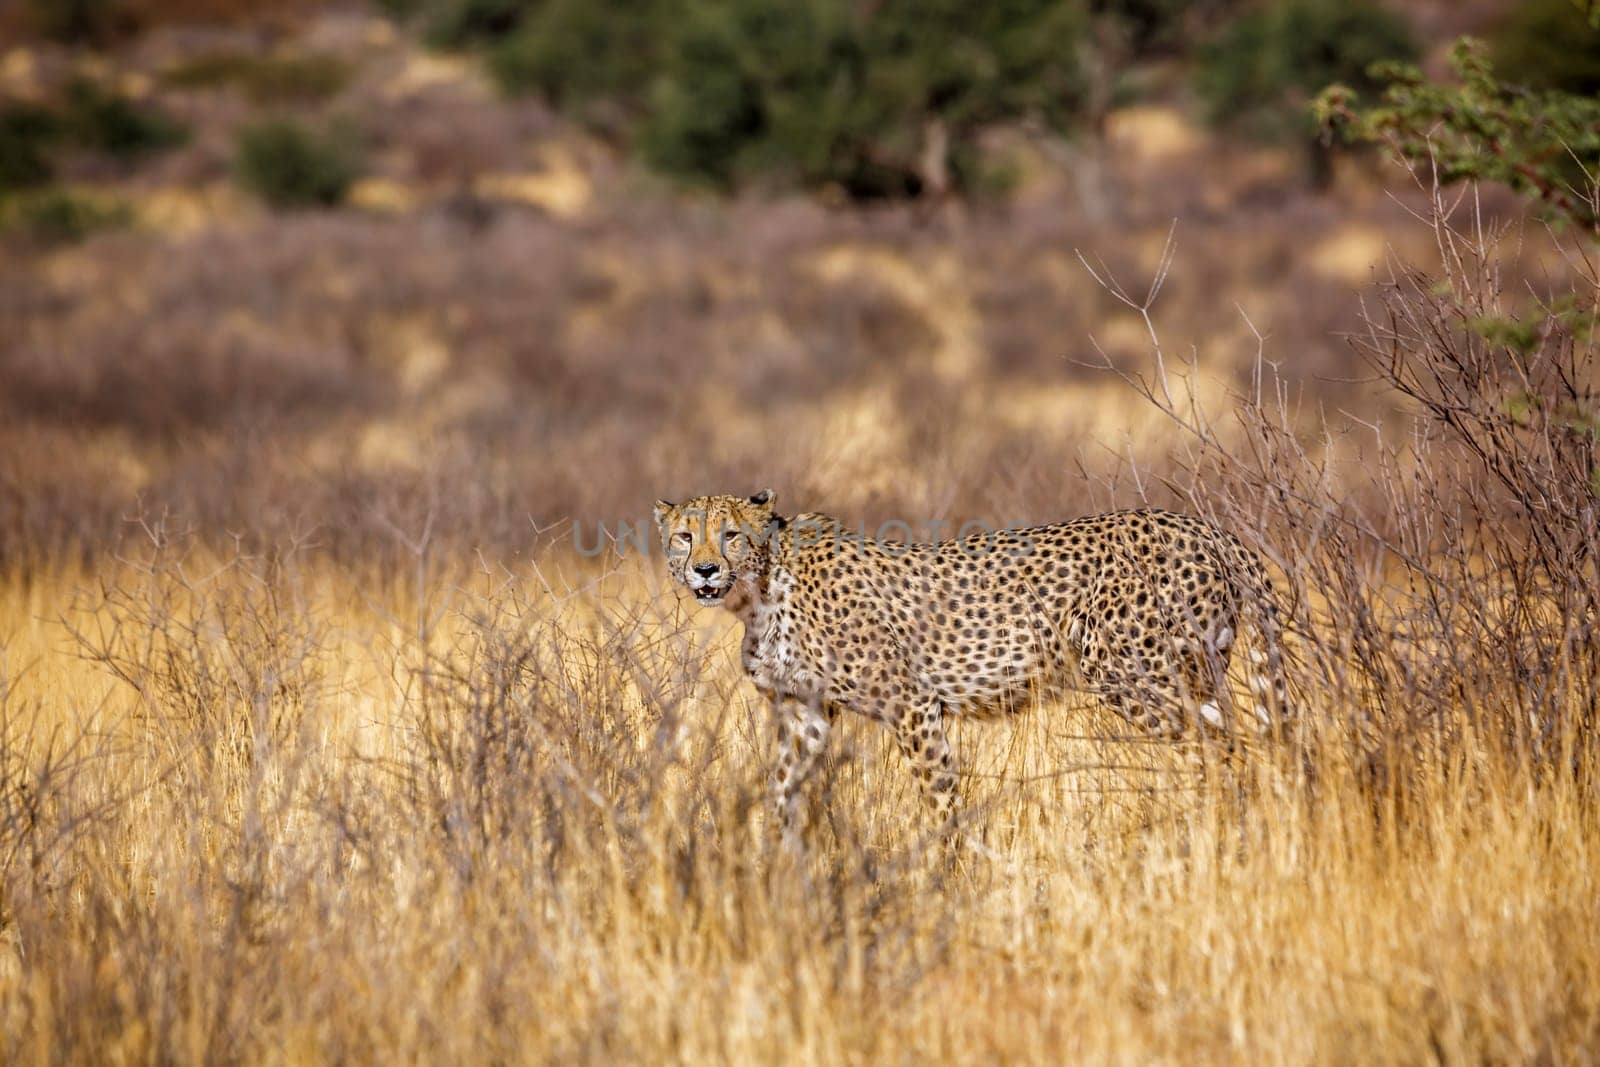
[430,0,1089,199]
[2,189,132,245]
[488,0,665,126]
[0,105,62,192]
[638,0,849,192]
[1197,0,1415,140]
[25,0,134,44]
[61,79,188,161]
[1318,32,1600,498]
[234,119,362,209]
[1489,0,1600,95]
[640,0,1085,198]
[372,0,427,20]
[424,0,532,47]
[1317,38,1600,230]
[1089,0,1245,56]
[0,83,185,193]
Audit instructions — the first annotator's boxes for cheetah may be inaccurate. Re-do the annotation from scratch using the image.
[653,490,1288,839]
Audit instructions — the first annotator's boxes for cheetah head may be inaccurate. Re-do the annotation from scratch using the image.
[653,489,778,607]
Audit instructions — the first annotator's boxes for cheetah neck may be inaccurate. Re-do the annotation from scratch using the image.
[720,516,794,623]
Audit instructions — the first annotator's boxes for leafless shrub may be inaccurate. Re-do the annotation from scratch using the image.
[1077,180,1598,789]
[0,676,122,930]
[66,516,328,779]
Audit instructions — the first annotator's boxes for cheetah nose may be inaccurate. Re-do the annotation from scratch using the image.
[693,562,720,578]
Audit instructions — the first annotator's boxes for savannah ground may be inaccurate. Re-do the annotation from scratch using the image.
[1,3,1598,1063]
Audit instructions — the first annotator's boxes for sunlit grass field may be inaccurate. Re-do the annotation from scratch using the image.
[3,197,1596,1064]
[3,8,1598,1061]
[1,526,1596,1063]
[4,209,1595,1060]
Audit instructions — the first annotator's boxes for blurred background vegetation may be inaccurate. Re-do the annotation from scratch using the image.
[0,0,1593,564]
[6,0,1594,210]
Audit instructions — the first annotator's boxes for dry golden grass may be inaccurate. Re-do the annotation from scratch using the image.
[1,13,1595,1062]
[0,538,1595,1064]
[1,178,1595,1063]
[0,176,1592,1064]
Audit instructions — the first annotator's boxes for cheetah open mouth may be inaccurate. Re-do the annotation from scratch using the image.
[689,581,730,605]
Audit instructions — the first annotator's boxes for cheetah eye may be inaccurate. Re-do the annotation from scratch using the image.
[672,531,692,548]
[722,530,743,549]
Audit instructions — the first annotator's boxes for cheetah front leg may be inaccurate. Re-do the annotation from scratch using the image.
[770,692,834,845]
[892,698,960,829]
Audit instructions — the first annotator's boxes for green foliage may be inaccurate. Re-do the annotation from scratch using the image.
[488,0,664,124]
[640,0,1086,198]
[234,119,363,210]
[0,82,185,193]
[25,0,134,44]
[1471,294,1600,356]
[1088,0,1243,56]
[1319,35,1600,495]
[60,80,188,161]
[0,105,61,192]
[1469,315,1544,358]
[1489,0,1600,95]
[160,51,353,105]
[424,0,532,48]
[638,0,847,192]
[1316,39,1600,229]
[372,0,427,19]
[1,189,132,245]
[425,0,1082,198]
[1196,0,1415,140]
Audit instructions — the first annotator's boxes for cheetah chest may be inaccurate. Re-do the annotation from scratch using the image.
[738,569,827,698]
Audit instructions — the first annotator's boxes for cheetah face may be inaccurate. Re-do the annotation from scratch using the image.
[653,490,777,607]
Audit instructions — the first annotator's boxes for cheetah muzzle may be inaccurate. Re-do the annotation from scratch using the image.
[690,581,730,606]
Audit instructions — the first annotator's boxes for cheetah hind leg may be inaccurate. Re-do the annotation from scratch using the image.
[891,698,967,860]
[1092,685,1189,738]
[1076,645,1190,738]
[1182,633,1237,735]
[1080,614,1245,739]
[1183,622,1279,739]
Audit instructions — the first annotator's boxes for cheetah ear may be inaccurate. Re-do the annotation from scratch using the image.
[749,488,775,509]
[653,499,675,526]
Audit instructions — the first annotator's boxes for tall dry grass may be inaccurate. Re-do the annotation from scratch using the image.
[1,157,1597,1063]
[2,537,1596,1062]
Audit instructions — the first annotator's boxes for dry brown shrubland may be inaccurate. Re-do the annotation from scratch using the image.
[2,13,1598,1058]
[0,173,1542,570]
[0,163,1595,1062]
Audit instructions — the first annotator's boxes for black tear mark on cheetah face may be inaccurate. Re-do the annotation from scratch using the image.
[654,490,777,606]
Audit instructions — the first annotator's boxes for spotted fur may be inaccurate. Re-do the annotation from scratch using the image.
[654,491,1289,840]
